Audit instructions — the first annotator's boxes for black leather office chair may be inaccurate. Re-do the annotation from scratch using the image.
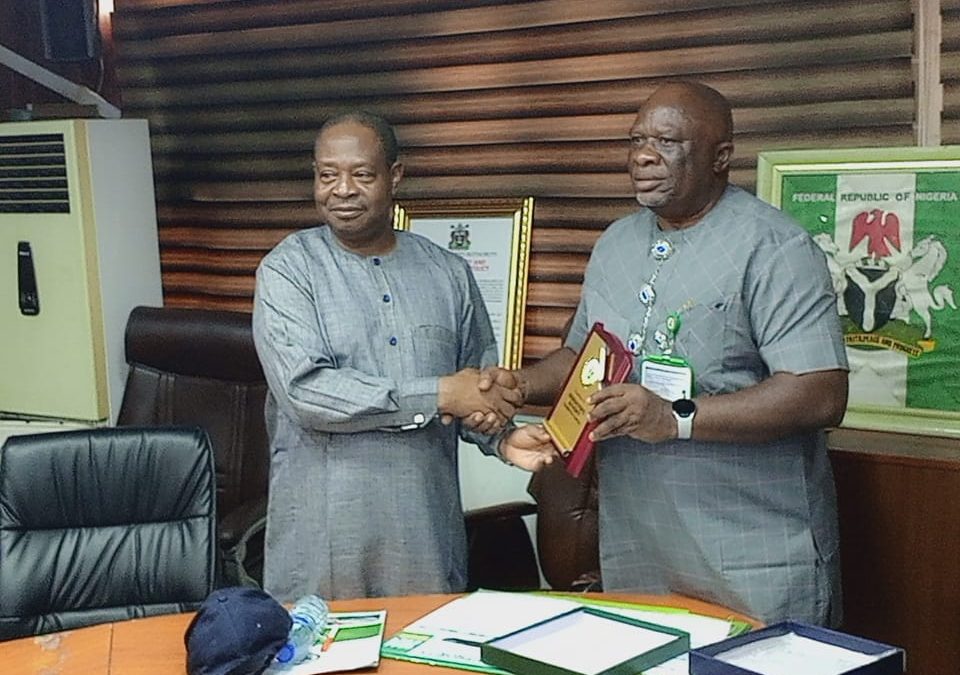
[116,305,540,592]
[0,427,217,641]
[117,306,269,587]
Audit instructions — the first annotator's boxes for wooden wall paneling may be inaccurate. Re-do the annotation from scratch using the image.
[159,225,296,251]
[157,201,316,227]
[532,198,635,229]
[524,306,576,339]
[146,106,916,178]
[114,0,878,48]
[527,253,589,283]
[111,0,918,346]
[161,248,263,273]
[114,0,526,36]
[829,428,960,675]
[133,65,915,135]
[160,293,257,312]
[117,36,913,109]
[526,281,583,308]
[531,228,605,253]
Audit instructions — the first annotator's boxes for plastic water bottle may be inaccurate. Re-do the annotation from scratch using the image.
[274,594,329,665]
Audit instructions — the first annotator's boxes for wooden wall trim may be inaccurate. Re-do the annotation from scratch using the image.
[828,427,960,469]
[914,0,944,145]
[830,433,960,675]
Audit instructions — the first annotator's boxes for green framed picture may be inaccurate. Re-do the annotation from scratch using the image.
[757,146,960,437]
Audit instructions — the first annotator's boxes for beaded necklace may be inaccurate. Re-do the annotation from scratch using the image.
[629,237,676,358]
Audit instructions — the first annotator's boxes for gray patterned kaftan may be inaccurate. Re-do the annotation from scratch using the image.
[252,226,499,601]
[566,186,849,625]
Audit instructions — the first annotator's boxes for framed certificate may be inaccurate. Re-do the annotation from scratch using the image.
[393,197,533,369]
[757,146,960,437]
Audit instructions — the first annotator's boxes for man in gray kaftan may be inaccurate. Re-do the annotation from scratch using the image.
[253,112,555,601]
[566,184,847,624]
[255,225,494,599]
[497,82,849,625]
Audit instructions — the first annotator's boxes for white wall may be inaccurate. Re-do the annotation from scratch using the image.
[458,441,533,511]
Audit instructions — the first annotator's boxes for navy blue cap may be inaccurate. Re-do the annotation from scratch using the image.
[185,587,292,675]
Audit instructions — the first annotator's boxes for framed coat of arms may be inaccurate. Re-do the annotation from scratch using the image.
[757,146,960,436]
[393,197,533,370]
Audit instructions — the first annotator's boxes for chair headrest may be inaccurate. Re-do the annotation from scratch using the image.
[125,306,265,382]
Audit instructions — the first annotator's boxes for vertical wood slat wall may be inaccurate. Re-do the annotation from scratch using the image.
[112,0,915,365]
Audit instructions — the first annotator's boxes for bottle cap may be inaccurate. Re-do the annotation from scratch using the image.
[275,642,295,664]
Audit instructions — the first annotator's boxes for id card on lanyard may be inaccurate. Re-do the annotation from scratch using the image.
[640,354,694,401]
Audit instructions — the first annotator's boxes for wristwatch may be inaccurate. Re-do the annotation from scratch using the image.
[672,398,696,440]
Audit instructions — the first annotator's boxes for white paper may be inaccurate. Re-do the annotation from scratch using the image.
[491,610,676,675]
[640,359,693,401]
[714,632,895,675]
[600,606,738,675]
[264,610,386,675]
[382,592,739,675]
[404,590,579,640]
[646,654,690,675]
[593,606,733,649]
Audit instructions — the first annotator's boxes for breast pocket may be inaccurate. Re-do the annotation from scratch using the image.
[677,293,739,392]
[412,325,459,377]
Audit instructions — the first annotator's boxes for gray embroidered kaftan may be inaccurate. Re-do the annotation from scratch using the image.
[566,186,849,625]
[252,226,499,601]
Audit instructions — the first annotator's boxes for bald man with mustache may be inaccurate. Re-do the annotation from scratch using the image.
[492,81,849,625]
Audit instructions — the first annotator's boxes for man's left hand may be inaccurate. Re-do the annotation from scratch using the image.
[588,383,675,443]
[499,424,558,471]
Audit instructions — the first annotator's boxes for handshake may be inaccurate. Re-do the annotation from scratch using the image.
[437,366,525,434]
[437,366,558,471]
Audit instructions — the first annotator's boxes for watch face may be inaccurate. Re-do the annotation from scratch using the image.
[672,398,696,417]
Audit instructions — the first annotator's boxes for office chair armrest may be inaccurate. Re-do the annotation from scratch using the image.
[218,496,268,588]
[219,496,268,550]
[464,500,536,524]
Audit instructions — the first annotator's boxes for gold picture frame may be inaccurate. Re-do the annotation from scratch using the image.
[393,197,533,369]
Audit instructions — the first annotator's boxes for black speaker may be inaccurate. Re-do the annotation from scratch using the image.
[39,0,101,62]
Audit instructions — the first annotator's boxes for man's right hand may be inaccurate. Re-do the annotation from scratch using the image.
[438,367,523,431]
[458,367,526,433]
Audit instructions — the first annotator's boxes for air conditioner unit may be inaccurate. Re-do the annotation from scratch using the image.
[0,119,162,423]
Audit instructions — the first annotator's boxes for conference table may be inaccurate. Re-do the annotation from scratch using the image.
[3,592,760,674]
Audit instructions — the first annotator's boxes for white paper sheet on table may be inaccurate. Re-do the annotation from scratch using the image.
[710,632,898,675]
[264,610,387,675]
[592,605,737,675]
[404,590,581,640]
[381,590,739,675]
